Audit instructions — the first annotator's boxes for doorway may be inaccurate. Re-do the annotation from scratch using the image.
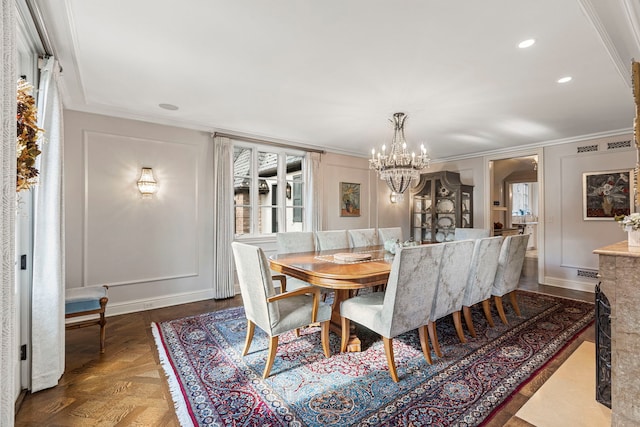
[488,152,543,285]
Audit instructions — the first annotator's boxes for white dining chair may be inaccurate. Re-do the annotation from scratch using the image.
[428,239,475,357]
[461,236,503,337]
[231,242,331,378]
[276,232,316,292]
[491,234,530,325]
[348,228,378,248]
[340,243,445,382]
[315,230,350,250]
[378,227,403,245]
[454,228,490,240]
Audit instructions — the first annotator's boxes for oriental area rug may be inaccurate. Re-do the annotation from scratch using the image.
[152,291,594,427]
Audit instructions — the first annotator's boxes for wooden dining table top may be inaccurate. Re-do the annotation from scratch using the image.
[269,246,394,290]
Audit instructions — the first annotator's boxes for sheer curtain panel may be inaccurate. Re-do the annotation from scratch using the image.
[305,152,322,232]
[212,136,235,298]
[0,0,17,422]
[30,57,65,392]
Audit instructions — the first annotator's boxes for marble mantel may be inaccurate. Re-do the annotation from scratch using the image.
[594,241,640,426]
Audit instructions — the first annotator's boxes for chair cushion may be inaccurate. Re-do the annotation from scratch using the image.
[340,292,385,335]
[271,295,332,336]
[65,287,107,315]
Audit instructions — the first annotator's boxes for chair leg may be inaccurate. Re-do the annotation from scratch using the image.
[462,306,476,338]
[418,325,432,365]
[452,311,466,343]
[427,321,442,358]
[509,291,521,316]
[99,297,108,353]
[340,317,350,353]
[262,336,279,379]
[482,299,494,327]
[382,337,399,382]
[495,296,509,325]
[320,321,330,358]
[242,320,255,356]
[294,328,300,337]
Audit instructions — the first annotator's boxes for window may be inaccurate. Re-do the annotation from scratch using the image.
[233,144,305,236]
[511,183,531,216]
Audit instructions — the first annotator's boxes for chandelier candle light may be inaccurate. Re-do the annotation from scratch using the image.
[369,112,430,200]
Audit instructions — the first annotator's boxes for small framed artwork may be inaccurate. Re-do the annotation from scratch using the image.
[583,169,633,220]
[340,182,361,217]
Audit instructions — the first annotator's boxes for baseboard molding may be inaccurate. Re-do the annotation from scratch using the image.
[542,276,598,293]
[66,289,216,323]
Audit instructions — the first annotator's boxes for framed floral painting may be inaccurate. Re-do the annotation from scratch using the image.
[340,182,360,217]
[583,170,633,220]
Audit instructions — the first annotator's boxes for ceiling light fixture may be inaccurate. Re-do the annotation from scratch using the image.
[518,39,536,48]
[370,112,430,200]
[557,76,572,84]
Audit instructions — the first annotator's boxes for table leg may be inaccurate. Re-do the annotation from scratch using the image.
[330,289,361,352]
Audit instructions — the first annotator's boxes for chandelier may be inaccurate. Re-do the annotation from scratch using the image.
[369,112,430,199]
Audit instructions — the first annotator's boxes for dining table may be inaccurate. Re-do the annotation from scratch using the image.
[269,245,393,352]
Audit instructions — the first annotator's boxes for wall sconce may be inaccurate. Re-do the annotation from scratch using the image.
[137,167,158,198]
[389,192,398,204]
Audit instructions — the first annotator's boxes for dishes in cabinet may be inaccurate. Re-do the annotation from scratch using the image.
[438,186,450,197]
[445,232,454,242]
[437,216,454,229]
[436,198,454,213]
[425,231,432,241]
[435,231,445,242]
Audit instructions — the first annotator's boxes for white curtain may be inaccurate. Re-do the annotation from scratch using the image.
[305,152,322,231]
[0,0,17,422]
[31,57,65,392]
[212,136,234,298]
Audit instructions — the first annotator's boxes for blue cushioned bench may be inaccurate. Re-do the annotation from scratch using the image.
[65,285,109,353]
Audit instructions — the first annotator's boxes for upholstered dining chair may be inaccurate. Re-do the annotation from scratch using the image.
[491,234,530,325]
[348,228,378,248]
[378,227,403,245]
[461,236,503,337]
[453,228,490,240]
[231,242,332,378]
[428,239,475,357]
[340,243,445,382]
[315,230,350,250]
[276,232,316,292]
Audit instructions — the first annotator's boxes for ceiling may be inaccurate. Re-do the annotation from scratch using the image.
[30,0,640,160]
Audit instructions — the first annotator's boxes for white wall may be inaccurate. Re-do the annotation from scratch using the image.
[543,134,634,291]
[321,152,378,231]
[65,111,214,315]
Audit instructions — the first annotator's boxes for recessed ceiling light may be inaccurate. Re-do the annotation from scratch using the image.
[557,76,572,84]
[518,39,536,49]
[159,103,179,111]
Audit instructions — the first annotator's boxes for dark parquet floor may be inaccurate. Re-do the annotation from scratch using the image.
[15,255,595,426]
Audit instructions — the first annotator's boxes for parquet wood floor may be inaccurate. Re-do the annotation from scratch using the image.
[15,281,594,427]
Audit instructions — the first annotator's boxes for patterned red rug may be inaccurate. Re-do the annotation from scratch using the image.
[152,291,593,426]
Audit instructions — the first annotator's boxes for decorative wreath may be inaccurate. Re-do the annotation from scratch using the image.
[16,79,43,192]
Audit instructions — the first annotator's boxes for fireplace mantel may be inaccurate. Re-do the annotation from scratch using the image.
[594,241,640,426]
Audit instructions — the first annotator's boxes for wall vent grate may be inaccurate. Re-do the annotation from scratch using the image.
[607,140,632,150]
[577,269,599,279]
[577,144,599,153]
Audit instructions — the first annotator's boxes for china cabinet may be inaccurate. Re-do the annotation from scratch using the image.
[410,171,473,243]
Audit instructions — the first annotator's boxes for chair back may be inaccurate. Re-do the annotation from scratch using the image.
[430,240,475,320]
[315,230,350,250]
[462,236,503,307]
[492,234,530,297]
[277,231,315,254]
[454,228,490,240]
[231,242,280,332]
[378,227,403,245]
[380,244,445,338]
[348,228,378,248]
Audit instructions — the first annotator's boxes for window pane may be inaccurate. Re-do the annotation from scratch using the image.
[259,207,279,234]
[258,178,277,207]
[286,155,304,174]
[233,147,251,178]
[258,151,278,178]
[286,208,304,230]
[290,174,303,222]
[234,181,251,206]
[235,207,251,235]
